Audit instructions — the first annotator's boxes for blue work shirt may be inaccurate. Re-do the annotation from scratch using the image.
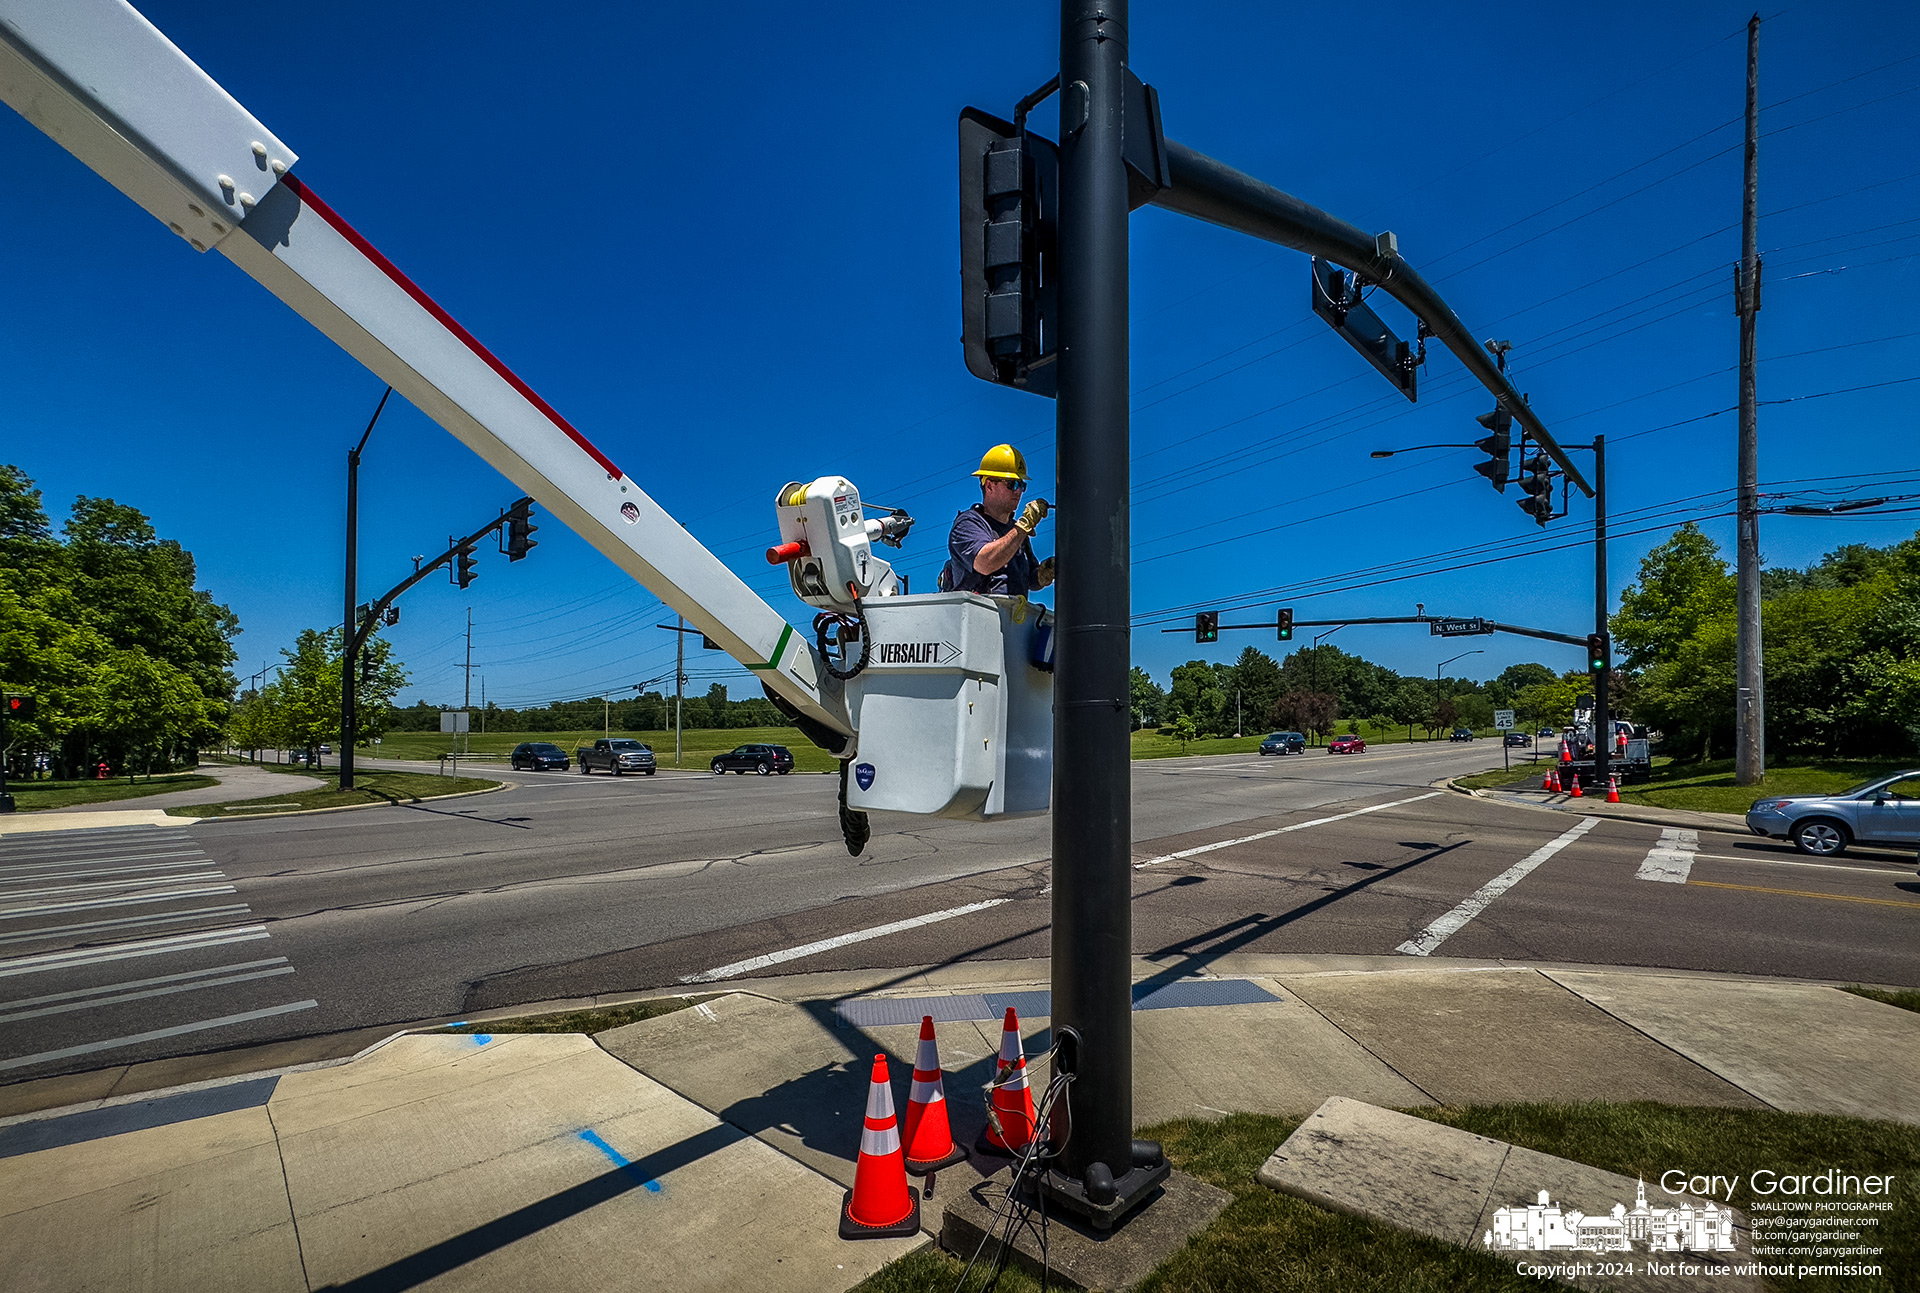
[942,503,1040,596]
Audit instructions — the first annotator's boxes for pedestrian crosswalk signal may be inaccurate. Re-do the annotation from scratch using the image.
[3,694,32,721]
[1195,611,1218,643]
[1276,607,1294,641]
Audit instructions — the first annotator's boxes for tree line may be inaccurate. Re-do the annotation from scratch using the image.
[226,628,409,761]
[381,683,787,734]
[1131,645,1589,743]
[1612,524,1920,760]
[0,466,237,780]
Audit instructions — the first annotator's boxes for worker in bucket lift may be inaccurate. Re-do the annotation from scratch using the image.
[940,444,1056,596]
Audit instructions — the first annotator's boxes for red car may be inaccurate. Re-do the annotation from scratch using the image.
[1328,735,1367,754]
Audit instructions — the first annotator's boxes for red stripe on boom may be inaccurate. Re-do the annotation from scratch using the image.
[278,174,623,481]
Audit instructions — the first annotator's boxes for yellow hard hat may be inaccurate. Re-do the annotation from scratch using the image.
[972,443,1028,481]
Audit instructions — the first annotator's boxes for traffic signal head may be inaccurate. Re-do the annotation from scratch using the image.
[1276,607,1294,641]
[506,498,538,561]
[1587,633,1608,672]
[1196,611,1219,643]
[454,540,478,589]
[382,605,400,626]
[1473,405,1512,492]
[1516,449,1554,526]
[4,694,33,722]
[959,108,1059,397]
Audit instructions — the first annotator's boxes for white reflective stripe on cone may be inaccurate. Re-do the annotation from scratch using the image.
[865,1076,896,1121]
[916,1037,939,1069]
[998,1026,1020,1062]
[861,1120,902,1157]
[999,1061,1029,1091]
[909,1079,943,1103]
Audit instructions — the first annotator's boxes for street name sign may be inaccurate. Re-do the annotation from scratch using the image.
[1429,617,1492,637]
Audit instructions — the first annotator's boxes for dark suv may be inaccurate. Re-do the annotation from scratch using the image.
[1258,731,1306,756]
[711,744,795,776]
[510,741,569,771]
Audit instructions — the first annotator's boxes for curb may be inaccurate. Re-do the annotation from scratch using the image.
[184,778,513,824]
[1445,776,1754,837]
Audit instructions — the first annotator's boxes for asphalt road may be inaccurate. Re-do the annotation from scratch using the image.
[4,740,1917,1086]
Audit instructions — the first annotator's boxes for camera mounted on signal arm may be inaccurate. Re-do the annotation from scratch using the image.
[766,476,913,613]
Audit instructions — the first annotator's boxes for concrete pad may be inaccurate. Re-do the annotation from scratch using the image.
[1258,1096,1509,1242]
[1546,971,1920,1123]
[1261,1099,1756,1293]
[1131,999,1429,1124]
[1279,969,1765,1108]
[267,1033,585,1139]
[279,1031,918,1292]
[940,1167,1232,1292]
[0,1104,276,1216]
[0,809,194,834]
[597,991,1010,1194]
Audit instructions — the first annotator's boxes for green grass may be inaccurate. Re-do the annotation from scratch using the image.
[11,773,218,811]
[1842,985,1920,1015]
[857,1103,1919,1293]
[1453,760,1552,792]
[364,726,842,773]
[1616,758,1914,816]
[434,995,711,1036]
[169,770,498,818]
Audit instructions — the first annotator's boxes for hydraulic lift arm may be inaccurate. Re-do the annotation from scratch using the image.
[0,0,851,741]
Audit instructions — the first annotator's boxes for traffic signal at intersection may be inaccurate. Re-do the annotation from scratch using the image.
[1276,607,1294,641]
[1473,404,1512,492]
[454,539,478,589]
[1516,447,1554,525]
[506,498,538,561]
[1195,611,1218,643]
[1587,633,1609,672]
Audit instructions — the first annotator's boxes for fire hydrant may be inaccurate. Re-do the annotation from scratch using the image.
[95,762,110,780]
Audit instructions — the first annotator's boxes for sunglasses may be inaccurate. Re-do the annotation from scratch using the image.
[994,478,1028,491]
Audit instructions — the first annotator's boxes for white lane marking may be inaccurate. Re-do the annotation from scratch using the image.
[0,963,294,1024]
[0,871,227,900]
[0,850,204,874]
[1635,828,1699,883]
[0,905,252,947]
[681,899,1011,984]
[0,885,239,920]
[1692,852,1912,874]
[1134,792,1444,868]
[0,1000,319,1073]
[0,835,193,858]
[0,859,214,885]
[1397,817,1601,957]
[0,925,270,977]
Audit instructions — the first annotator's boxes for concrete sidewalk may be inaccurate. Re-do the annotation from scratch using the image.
[1456,781,1760,836]
[2,956,1916,1292]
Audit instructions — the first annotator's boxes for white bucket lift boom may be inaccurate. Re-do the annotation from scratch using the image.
[0,0,1052,830]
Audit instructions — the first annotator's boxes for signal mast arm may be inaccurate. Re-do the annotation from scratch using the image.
[0,0,851,741]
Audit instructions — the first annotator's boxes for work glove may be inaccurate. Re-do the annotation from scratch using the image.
[1036,556,1056,589]
[1014,497,1052,536]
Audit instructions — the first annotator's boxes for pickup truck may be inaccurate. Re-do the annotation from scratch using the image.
[576,739,657,776]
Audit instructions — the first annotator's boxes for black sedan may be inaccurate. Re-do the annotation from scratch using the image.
[1504,732,1532,747]
[711,744,795,775]
[510,741,570,772]
[1259,731,1306,756]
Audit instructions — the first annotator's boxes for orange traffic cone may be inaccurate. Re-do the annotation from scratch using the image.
[840,1054,920,1239]
[1560,744,1572,764]
[902,1016,967,1179]
[1606,775,1621,804]
[976,1007,1038,1157]
[1569,774,1583,798]
[1544,769,1558,793]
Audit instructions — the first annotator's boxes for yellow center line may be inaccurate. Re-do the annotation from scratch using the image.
[1688,879,1920,909]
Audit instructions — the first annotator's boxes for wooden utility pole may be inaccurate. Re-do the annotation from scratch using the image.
[1735,14,1764,784]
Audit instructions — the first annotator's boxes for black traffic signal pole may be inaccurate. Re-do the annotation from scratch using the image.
[1592,435,1610,791]
[1162,614,1590,648]
[1048,0,1163,1226]
[340,388,392,793]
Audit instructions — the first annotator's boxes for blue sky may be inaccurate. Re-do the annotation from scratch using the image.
[3,1,1917,708]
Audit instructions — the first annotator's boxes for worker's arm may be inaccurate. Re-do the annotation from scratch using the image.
[973,525,1028,576]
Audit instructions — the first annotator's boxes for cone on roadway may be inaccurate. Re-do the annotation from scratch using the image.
[839,1054,919,1240]
[976,1007,1037,1157]
[1569,774,1583,798]
[1606,775,1621,804]
[902,1016,967,1179]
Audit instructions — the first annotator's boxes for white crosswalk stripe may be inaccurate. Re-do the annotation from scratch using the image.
[1636,827,1699,883]
[0,825,315,1077]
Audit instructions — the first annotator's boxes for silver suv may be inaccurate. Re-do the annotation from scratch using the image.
[1745,771,1920,856]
